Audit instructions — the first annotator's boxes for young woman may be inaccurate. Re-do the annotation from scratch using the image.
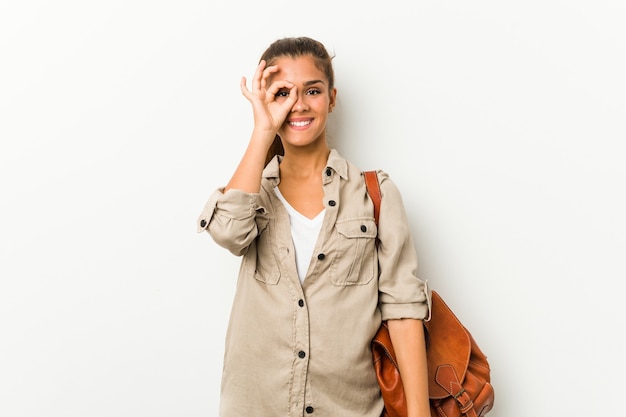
[197,36,431,417]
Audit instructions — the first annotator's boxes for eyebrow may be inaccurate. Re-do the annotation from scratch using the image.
[304,80,325,86]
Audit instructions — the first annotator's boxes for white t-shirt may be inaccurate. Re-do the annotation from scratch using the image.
[274,187,325,283]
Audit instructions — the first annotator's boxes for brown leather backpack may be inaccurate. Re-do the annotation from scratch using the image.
[364,171,495,417]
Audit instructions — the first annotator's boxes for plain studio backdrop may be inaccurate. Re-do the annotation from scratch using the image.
[1,1,624,416]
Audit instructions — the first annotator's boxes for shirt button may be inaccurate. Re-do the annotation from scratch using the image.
[306,406,315,413]
[317,253,325,260]
[360,224,367,232]
[328,200,336,207]
[325,168,332,176]
[298,299,304,307]
[200,219,207,228]
[298,350,306,358]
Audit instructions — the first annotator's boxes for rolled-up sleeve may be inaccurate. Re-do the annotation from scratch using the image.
[376,171,431,321]
[197,188,267,256]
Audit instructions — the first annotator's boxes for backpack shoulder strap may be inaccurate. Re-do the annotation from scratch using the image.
[363,170,382,227]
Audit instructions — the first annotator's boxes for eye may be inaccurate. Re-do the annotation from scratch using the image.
[275,89,289,98]
[306,88,321,96]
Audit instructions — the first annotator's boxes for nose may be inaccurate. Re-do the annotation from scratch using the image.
[292,93,309,112]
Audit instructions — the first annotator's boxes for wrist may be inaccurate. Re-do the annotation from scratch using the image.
[251,125,278,140]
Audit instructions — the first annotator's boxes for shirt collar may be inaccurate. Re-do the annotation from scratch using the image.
[326,149,349,180]
[263,148,349,184]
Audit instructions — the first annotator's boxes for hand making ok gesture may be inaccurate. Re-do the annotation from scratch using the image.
[240,60,298,137]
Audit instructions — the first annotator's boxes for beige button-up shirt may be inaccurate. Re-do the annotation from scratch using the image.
[197,149,430,417]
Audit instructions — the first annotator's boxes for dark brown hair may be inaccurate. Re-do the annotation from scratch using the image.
[260,37,335,166]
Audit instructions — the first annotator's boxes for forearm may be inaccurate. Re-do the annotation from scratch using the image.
[225,129,275,193]
[387,318,430,417]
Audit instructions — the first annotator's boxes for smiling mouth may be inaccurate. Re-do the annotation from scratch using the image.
[288,119,312,127]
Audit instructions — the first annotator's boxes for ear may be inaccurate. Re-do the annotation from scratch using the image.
[329,87,337,111]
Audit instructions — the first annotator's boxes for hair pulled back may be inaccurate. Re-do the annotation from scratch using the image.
[261,37,335,166]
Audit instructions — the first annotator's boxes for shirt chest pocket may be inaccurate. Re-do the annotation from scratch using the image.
[330,218,377,286]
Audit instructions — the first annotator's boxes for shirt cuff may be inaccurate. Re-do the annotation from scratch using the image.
[380,280,432,321]
[196,188,262,233]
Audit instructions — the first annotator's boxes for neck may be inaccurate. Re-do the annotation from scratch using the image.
[280,144,330,179]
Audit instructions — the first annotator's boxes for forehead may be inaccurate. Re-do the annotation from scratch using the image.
[270,56,327,85]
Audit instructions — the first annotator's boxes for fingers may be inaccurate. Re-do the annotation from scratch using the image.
[250,60,279,93]
[266,79,295,96]
[242,60,278,97]
[251,60,266,93]
[240,76,252,100]
[259,62,279,92]
[241,61,297,110]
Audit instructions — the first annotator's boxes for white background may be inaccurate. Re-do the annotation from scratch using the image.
[1,1,625,416]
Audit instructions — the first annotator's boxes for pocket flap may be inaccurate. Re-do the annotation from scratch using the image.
[336,218,378,239]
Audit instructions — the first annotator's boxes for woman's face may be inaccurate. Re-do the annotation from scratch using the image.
[270,55,336,150]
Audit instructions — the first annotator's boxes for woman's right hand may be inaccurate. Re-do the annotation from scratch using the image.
[240,60,298,139]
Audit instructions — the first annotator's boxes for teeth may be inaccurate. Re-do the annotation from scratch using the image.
[289,120,311,127]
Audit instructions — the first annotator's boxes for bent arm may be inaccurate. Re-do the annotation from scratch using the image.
[387,318,430,417]
[224,127,275,193]
[227,61,297,193]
